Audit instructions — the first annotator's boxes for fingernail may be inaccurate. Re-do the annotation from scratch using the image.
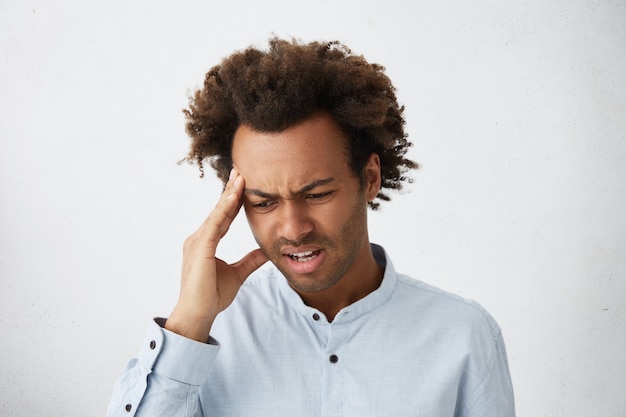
[229,168,236,181]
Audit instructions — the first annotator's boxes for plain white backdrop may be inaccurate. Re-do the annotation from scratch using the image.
[1,1,625,415]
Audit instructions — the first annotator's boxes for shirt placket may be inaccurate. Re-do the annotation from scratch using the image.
[320,321,349,417]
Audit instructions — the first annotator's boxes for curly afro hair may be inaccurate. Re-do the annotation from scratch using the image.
[182,37,417,209]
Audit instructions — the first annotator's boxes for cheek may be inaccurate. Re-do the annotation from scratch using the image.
[243,200,355,243]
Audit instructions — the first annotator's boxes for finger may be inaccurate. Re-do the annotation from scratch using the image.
[214,169,245,235]
[198,169,245,250]
[195,168,241,232]
[232,248,269,284]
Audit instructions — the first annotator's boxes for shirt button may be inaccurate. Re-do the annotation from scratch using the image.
[125,403,132,412]
[329,354,339,364]
[149,340,156,350]
[312,313,320,321]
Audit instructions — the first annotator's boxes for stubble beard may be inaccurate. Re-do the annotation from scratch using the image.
[256,192,368,294]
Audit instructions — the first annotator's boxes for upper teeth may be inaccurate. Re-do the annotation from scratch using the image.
[290,251,313,258]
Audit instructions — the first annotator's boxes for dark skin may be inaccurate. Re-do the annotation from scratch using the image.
[166,112,383,341]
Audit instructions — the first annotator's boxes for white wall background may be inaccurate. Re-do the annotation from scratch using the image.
[1,1,624,415]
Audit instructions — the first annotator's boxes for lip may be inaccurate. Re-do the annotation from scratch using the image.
[281,245,322,256]
[281,247,326,275]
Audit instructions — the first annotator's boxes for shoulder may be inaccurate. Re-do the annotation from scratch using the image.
[374,244,502,339]
[390,273,503,341]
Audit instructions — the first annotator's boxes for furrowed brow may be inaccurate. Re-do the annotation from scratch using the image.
[244,178,336,199]
[244,188,279,199]
[295,178,336,194]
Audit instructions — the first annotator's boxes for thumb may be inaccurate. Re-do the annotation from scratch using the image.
[233,248,269,282]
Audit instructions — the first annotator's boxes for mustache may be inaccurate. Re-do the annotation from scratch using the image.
[271,233,334,253]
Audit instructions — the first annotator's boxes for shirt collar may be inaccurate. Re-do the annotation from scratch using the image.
[275,243,397,323]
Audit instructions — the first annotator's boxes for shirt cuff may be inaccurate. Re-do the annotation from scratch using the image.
[137,317,220,386]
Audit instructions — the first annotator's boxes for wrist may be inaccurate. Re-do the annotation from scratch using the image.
[165,307,216,343]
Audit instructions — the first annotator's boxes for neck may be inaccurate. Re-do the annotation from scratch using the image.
[296,242,384,322]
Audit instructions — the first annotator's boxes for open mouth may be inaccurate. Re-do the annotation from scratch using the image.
[281,248,326,275]
[288,250,321,262]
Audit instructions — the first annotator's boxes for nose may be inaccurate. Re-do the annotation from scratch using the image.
[277,200,314,242]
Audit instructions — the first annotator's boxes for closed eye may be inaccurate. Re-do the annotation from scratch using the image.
[305,191,334,201]
[250,200,278,212]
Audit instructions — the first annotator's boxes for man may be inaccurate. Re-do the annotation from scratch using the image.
[107,38,515,416]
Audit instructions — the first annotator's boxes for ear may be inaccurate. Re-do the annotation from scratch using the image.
[363,153,382,202]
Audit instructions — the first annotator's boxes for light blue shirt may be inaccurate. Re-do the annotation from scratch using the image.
[107,245,515,416]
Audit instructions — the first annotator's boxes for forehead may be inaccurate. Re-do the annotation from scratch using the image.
[231,112,353,184]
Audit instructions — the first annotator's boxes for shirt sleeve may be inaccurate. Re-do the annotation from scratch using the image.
[106,318,220,417]
[462,330,516,417]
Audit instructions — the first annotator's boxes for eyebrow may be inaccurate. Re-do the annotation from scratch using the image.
[244,177,336,199]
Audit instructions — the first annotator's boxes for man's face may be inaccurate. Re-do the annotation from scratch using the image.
[232,112,379,295]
